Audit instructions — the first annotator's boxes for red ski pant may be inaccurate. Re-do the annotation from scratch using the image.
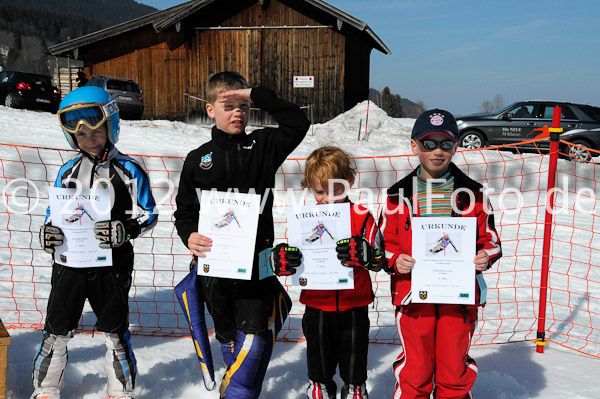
[393,303,478,399]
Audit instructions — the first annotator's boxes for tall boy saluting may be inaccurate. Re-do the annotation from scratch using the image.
[379,109,502,399]
[174,71,309,398]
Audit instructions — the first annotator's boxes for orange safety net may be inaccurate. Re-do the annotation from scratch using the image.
[0,138,598,357]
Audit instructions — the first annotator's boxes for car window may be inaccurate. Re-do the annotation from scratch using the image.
[22,74,56,87]
[540,104,576,120]
[107,80,139,93]
[2,72,14,83]
[36,76,57,87]
[578,106,600,122]
[561,106,577,120]
[510,105,534,118]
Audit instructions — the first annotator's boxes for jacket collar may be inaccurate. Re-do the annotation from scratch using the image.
[80,144,118,165]
[387,162,482,197]
[211,126,248,149]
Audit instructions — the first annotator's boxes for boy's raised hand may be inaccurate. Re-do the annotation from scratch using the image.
[336,236,383,272]
[218,88,252,103]
[188,232,212,258]
[474,249,490,271]
[270,243,302,276]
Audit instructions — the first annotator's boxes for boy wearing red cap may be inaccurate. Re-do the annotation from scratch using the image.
[379,109,502,398]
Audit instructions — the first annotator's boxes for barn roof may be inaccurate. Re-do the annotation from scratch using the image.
[48,0,391,57]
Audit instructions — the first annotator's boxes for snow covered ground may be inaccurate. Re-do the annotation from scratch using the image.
[1,103,598,398]
[6,329,599,399]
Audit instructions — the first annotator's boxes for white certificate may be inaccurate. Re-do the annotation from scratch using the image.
[197,190,260,280]
[411,217,476,304]
[286,203,353,290]
[48,187,112,267]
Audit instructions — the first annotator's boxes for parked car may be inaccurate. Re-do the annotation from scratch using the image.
[456,100,600,160]
[0,70,61,113]
[86,75,144,119]
[559,128,600,161]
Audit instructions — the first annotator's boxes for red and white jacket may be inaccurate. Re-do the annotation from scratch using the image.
[300,201,384,312]
[379,163,502,307]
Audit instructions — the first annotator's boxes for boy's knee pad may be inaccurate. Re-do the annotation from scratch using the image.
[32,331,73,391]
[103,331,137,396]
[219,331,267,399]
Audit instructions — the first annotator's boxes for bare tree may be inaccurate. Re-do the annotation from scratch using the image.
[403,99,427,118]
[414,99,426,116]
[479,94,505,114]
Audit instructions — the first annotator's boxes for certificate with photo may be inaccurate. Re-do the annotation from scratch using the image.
[48,186,112,267]
[196,190,260,280]
[286,203,353,290]
[411,217,476,304]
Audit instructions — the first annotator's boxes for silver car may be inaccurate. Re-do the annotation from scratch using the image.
[86,75,144,119]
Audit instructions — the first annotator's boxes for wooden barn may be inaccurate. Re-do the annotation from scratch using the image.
[48,0,390,123]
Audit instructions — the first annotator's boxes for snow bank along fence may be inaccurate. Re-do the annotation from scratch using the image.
[1,135,599,358]
[184,92,314,128]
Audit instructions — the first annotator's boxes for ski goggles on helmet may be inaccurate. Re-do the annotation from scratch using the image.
[58,101,119,134]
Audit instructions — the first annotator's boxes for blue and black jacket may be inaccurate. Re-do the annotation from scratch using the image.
[45,145,158,262]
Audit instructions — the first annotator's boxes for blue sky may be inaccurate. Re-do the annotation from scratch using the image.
[138,0,600,115]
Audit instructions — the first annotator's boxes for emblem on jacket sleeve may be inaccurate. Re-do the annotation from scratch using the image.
[419,291,428,300]
[199,152,213,170]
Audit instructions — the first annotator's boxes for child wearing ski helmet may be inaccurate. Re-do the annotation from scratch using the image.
[270,146,385,399]
[379,109,502,398]
[33,86,158,399]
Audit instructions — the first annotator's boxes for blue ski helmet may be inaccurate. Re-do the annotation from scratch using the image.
[57,86,120,150]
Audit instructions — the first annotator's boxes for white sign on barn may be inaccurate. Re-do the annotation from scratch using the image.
[293,76,314,88]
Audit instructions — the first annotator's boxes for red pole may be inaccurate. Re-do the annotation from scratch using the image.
[364,100,370,140]
[535,106,562,353]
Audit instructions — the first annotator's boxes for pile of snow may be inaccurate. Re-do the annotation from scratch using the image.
[293,100,413,159]
[0,101,413,160]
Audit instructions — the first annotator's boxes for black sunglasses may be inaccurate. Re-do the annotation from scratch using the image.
[419,139,456,150]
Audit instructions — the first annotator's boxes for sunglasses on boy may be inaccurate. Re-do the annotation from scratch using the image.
[58,101,118,134]
[418,139,456,151]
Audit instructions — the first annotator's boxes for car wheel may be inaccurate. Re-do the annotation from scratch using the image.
[4,93,15,108]
[459,130,485,149]
[566,140,592,162]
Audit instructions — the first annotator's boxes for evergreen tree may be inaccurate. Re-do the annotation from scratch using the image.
[13,30,22,52]
[381,86,403,118]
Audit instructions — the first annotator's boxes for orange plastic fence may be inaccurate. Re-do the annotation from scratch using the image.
[0,139,598,357]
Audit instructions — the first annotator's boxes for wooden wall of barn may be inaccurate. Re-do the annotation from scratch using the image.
[80,25,187,119]
[187,0,347,123]
[75,0,373,122]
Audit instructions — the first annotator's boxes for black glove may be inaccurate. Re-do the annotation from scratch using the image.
[269,243,302,276]
[336,235,383,272]
[94,219,141,249]
[39,224,64,254]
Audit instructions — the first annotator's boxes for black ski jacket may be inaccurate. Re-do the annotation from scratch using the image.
[174,87,309,278]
